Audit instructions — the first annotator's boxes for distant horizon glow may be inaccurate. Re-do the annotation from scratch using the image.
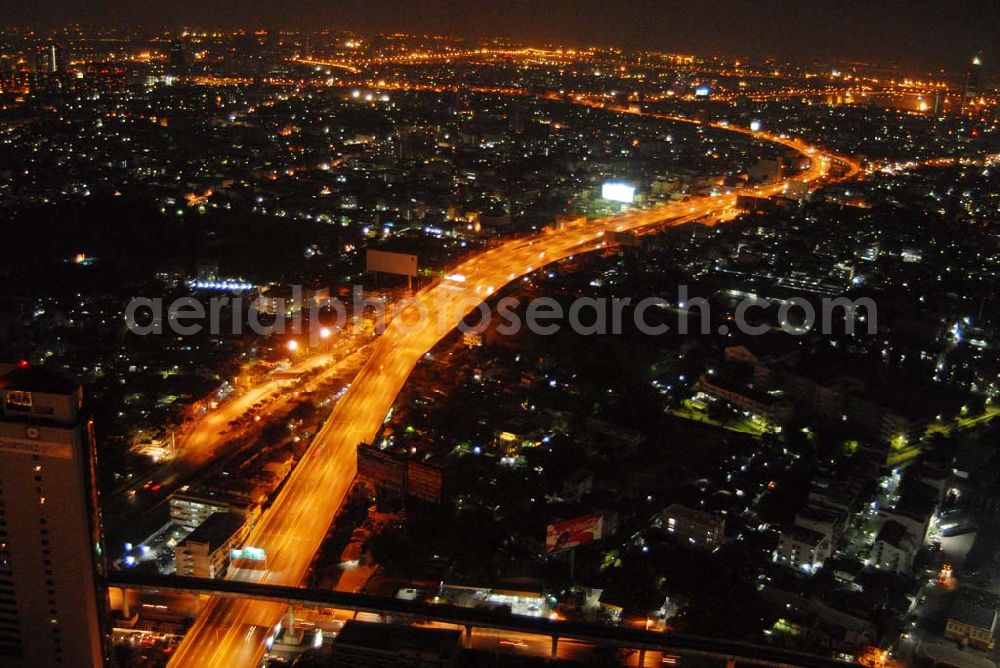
[1,1,994,72]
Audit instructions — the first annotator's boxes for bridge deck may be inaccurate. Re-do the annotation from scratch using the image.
[109,572,855,667]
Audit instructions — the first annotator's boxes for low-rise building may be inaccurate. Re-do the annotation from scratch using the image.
[794,506,844,545]
[174,512,251,579]
[877,506,932,547]
[773,526,832,572]
[254,452,295,493]
[695,374,794,423]
[808,479,860,514]
[253,285,330,316]
[944,590,998,650]
[760,586,876,655]
[869,520,917,574]
[660,504,725,550]
[169,487,260,529]
[845,393,930,446]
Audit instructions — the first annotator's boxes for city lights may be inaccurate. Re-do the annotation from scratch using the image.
[1,14,997,668]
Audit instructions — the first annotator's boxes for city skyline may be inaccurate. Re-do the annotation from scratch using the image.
[1,0,997,73]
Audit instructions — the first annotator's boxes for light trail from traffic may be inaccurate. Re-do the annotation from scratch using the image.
[168,102,858,667]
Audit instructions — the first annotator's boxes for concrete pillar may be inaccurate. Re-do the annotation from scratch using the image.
[550,635,559,662]
[637,648,646,666]
[464,625,473,650]
[287,605,295,630]
[120,588,131,618]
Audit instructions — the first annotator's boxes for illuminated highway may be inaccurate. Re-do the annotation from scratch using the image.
[101,344,370,553]
[175,348,357,466]
[168,107,859,667]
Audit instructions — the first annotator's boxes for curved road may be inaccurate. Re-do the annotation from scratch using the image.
[168,104,860,667]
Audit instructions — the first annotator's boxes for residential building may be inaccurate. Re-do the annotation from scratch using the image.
[876,506,932,547]
[869,521,917,574]
[773,526,832,572]
[660,504,725,550]
[253,285,330,316]
[695,375,794,423]
[794,506,844,545]
[945,589,997,650]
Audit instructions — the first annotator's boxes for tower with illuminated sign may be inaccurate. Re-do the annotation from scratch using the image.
[963,54,983,114]
[0,364,109,667]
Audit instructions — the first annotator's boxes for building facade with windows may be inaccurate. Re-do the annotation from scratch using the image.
[0,364,109,667]
[660,504,725,550]
[174,512,251,579]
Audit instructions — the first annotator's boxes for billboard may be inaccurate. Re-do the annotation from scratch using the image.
[601,182,635,203]
[408,460,443,503]
[366,249,418,277]
[546,512,608,552]
[230,546,267,570]
[358,445,443,503]
[358,445,406,495]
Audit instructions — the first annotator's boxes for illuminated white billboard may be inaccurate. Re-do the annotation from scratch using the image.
[601,182,636,203]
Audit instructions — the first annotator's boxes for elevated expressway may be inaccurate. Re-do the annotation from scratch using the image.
[167,105,860,667]
[117,571,852,667]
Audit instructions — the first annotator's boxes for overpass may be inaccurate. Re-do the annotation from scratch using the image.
[111,571,854,667]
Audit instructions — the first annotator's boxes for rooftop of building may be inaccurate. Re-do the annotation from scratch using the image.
[179,512,246,552]
[664,503,725,526]
[0,363,79,395]
[796,505,843,525]
[949,591,998,633]
[697,374,780,406]
[780,525,827,547]
[170,485,254,509]
[875,520,911,549]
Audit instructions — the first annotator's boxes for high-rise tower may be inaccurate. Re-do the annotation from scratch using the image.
[0,363,109,667]
[963,53,983,113]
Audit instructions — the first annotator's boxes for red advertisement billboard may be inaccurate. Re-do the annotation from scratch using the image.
[546,512,606,552]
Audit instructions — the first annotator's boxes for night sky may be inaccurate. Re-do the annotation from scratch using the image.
[4,0,998,74]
